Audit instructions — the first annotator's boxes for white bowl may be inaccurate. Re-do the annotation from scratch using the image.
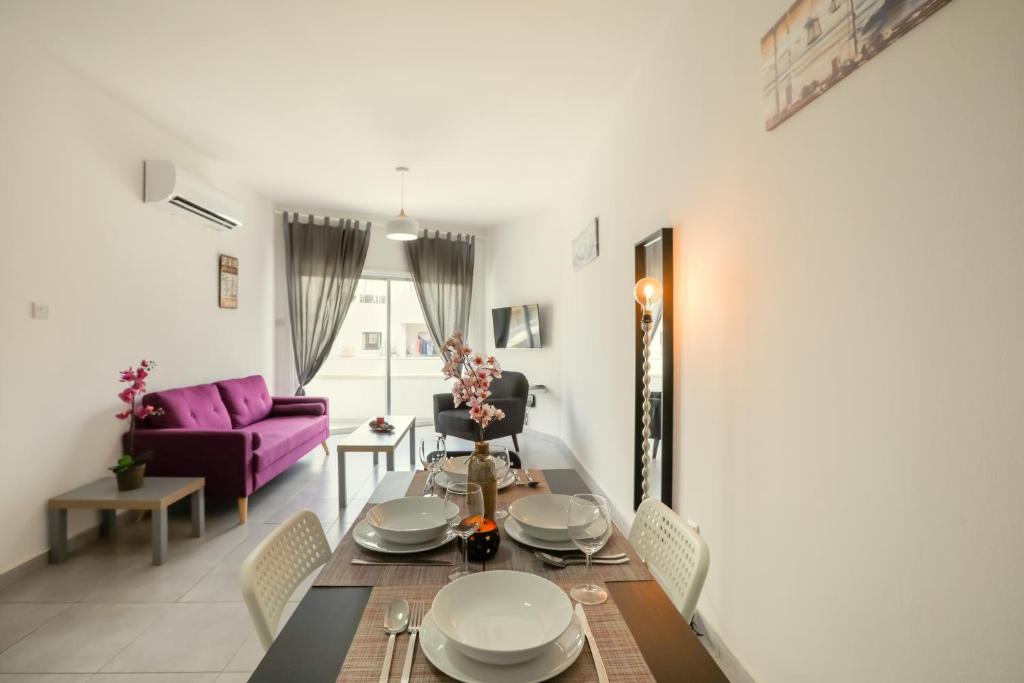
[440,455,470,482]
[431,570,573,666]
[507,494,572,542]
[365,497,456,545]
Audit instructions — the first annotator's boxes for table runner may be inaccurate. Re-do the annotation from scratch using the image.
[335,583,656,682]
[315,470,652,587]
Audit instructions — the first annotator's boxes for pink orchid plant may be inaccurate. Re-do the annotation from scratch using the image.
[111,360,164,473]
[441,332,505,442]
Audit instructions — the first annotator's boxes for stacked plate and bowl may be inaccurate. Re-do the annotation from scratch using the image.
[352,497,458,554]
[435,455,519,491]
[420,570,586,681]
[504,493,579,552]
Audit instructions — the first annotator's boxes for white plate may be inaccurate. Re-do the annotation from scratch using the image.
[351,519,455,554]
[419,609,584,683]
[503,517,579,552]
[435,470,517,491]
[366,497,457,545]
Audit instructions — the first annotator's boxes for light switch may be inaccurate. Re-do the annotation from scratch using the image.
[31,302,50,319]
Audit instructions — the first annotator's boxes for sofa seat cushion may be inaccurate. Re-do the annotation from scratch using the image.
[216,375,273,428]
[248,415,328,472]
[142,383,233,430]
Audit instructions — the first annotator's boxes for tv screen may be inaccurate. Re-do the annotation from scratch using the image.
[492,304,542,349]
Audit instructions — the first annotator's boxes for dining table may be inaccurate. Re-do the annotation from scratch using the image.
[248,467,728,682]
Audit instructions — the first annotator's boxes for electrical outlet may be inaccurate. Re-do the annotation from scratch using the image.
[31,302,50,319]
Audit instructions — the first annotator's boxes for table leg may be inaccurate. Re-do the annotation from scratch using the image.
[338,447,347,508]
[99,509,117,539]
[386,449,395,471]
[151,507,168,565]
[409,421,416,467]
[190,489,205,538]
[47,508,68,564]
[373,451,379,466]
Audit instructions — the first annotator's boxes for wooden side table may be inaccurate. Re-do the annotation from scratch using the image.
[47,476,205,565]
[336,416,416,507]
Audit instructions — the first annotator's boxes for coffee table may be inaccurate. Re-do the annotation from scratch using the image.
[47,476,205,565]
[336,415,415,507]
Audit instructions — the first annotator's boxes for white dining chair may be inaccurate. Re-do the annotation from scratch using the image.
[241,509,332,650]
[628,498,710,624]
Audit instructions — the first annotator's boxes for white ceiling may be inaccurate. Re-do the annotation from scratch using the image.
[3,1,680,226]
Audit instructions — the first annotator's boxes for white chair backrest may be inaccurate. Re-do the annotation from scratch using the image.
[241,509,331,650]
[628,498,710,622]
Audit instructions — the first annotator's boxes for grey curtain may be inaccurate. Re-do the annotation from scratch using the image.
[405,231,475,354]
[284,213,370,395]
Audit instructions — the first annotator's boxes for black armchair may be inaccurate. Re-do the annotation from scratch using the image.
[433,371,529,451]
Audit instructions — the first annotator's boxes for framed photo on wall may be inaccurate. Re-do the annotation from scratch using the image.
[219,255,238,309]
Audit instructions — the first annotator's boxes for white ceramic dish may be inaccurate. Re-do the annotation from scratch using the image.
[419,609,584,682]
[441,455,514,483]
[365,497,457,544]
[503,517,578,552]
[351,520,455,555]
[435,470,517,492]
[507,494,572,542]
[430,570,573,666]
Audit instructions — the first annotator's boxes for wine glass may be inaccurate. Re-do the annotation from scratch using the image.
[419,433,446,496]
[490,445,512,520]
[567,494,613,604]
[444,481,483,581]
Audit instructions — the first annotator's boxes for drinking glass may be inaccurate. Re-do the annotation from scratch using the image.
[567,493,613,604]
[444,481,483,581]
[490,446,512,520]
[419,433,446,496]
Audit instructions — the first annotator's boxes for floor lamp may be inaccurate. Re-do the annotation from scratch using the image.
[634,277,663,502]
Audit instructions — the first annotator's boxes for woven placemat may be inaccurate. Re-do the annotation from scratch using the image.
[315,470,651,587]
[335,582,655,682]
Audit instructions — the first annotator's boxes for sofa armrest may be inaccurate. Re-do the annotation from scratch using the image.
[127,429,255,497]
[433,393,456,418]
[272,395,328,413]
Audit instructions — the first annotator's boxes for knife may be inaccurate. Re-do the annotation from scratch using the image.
[350,558,453,566]
[575,603,608,683]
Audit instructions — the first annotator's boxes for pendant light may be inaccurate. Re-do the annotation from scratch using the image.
[385,166,419,241]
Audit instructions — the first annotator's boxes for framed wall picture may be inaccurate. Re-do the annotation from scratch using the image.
[219,255,238,309]
[572,217,600,271]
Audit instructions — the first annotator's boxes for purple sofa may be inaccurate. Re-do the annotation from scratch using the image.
[127,375,329,523]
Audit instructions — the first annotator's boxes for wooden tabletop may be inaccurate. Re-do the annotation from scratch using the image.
[47,476,204,511]
[249,469,728,683]
[337,415,416,450]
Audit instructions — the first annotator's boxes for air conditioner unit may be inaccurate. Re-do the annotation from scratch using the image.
[143,160,243,230]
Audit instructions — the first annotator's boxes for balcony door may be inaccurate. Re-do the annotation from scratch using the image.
[305,276,449,431]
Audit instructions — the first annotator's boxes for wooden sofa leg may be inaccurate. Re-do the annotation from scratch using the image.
[321,440,329,456]
[237,497,248,524]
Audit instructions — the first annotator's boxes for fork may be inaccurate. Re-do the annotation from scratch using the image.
[400,602,425,683]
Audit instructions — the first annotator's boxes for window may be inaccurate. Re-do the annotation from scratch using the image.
[362,331,382,351]
[805,16,822,44]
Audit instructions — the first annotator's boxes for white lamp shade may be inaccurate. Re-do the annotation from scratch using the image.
[386,213,419,241]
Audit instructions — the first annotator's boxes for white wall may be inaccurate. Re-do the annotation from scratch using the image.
[0,33,276,574]
[487,1,1024,680]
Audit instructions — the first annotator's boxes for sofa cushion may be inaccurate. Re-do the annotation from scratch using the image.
[248,415,328,472]
[142,383,232,430]
[216,375,273,428]
[270,403,326,418]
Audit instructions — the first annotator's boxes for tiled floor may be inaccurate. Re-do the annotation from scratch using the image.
[0,430,572,681]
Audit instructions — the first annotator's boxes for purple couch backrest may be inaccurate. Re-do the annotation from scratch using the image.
[142,383,233,430]
[216,375,273,428]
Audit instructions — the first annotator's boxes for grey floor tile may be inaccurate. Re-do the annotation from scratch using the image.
[222,603,296,673]
[87,674,218,682]
[212,674,250,683]
[0,554,141,604]
[82,555,219,603]
[0,603,168,673]
[100,603,250,673]
[0,603,72,653]
[0,675,90,682]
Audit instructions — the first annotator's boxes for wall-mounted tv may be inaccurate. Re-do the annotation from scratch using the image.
[492,304,542,349]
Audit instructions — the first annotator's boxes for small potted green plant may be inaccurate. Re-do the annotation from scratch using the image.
[112,360,164,491]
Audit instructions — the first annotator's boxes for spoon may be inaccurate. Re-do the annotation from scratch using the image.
[535,551,630,567]
[379,598,409,683]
